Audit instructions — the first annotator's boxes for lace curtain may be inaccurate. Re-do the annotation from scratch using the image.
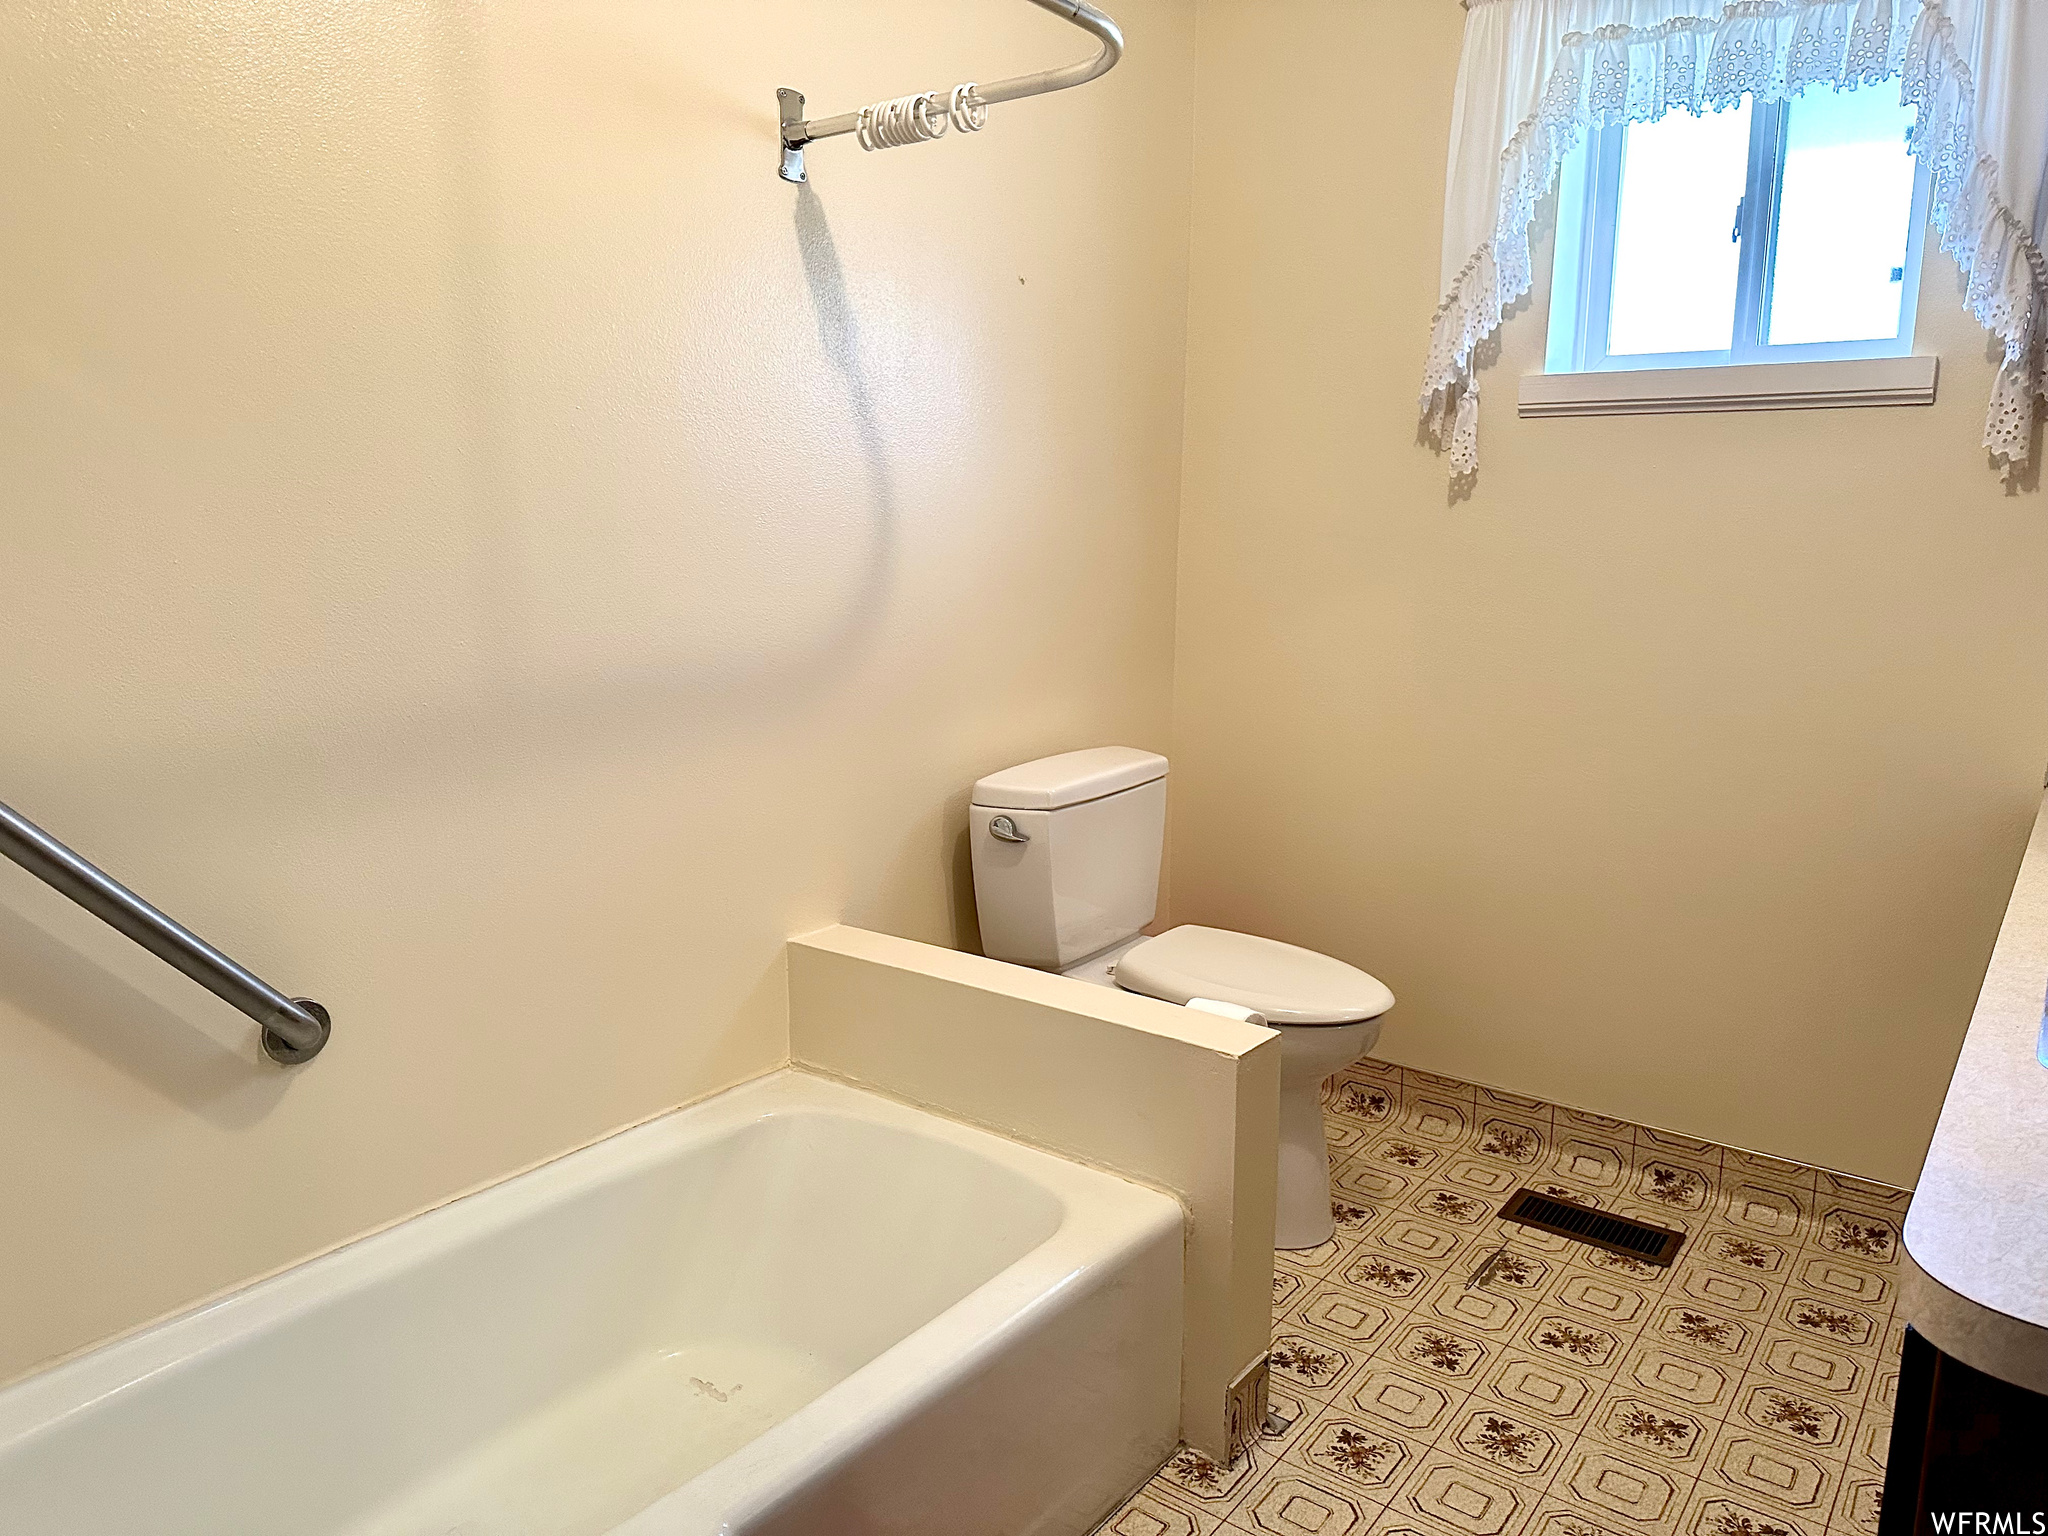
[1422,0,2048,477]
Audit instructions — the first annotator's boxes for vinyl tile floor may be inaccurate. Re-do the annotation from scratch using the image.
[1094,1059,1911,1536]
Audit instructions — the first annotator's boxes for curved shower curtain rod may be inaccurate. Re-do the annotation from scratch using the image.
[777,0,1124,183]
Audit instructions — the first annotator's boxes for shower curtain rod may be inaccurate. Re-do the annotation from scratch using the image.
[777,0,1124,183]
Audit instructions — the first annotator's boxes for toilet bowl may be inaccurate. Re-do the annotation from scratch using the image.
[967,747,1396,1251]
[1111,924,1393,1250]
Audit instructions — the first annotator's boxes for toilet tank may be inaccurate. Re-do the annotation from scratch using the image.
[969,747,1168,971]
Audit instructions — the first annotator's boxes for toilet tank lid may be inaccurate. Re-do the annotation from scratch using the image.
[971,747,1168,810]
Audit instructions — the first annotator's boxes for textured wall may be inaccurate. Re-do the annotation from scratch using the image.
[1171,0,2048,1187]
[0,0,1193,1381]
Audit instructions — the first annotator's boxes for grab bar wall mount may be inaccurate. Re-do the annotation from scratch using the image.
[0,800,330,1064]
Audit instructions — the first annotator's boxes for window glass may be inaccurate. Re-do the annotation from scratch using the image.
[1606,102,1752,356]
[1766,81,1919,346]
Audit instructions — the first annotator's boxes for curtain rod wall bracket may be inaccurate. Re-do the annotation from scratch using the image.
[778,89,812,183]
[776,0,1123,184]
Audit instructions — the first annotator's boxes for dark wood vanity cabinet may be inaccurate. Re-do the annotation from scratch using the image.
[1880,1327,2048,1535]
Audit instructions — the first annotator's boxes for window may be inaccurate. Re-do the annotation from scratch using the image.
[1546,80,1931,375]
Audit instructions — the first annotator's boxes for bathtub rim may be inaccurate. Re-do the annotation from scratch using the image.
[614,1102,1187,1531]
[0,1067,1187,1484]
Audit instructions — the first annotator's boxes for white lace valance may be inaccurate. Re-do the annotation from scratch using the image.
[1424,0,2048,478]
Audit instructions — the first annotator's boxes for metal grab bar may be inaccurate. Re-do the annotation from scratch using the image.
[0,799,330,1064]
[776,0,1124,182]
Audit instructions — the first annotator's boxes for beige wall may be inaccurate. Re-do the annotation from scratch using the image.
[0,0,1193,1382]
[787,925,1279,1459]
[8,0,2042,1394]
[1172,0,2048,1189]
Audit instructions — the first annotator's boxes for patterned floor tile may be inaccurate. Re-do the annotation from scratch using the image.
[1631,1158,1717,1216]
[1551,1441,1691,1532]
[1550,1268,1659,1329]
[1522,1313,1631,1378]
[1581,1248,1678,1288]
[1413,1185,1506,1230]
[1473,1115,1551,1167]
[1722,1148,1820,1191]
[1270,1329,1367,1400]
[1344,1250,1440,1303]
[1095,1067,1908,1536]
[1227,1463,1382,1536]
[1346,1361,1476,1438]
[1614,1340,1744,1415]
[1692,1229,1797,1280]
[1695,1419,1840,1523]
[1274,1266,1313,1317]
[1769,1293,1885,1359]
[1286,1408,1429,1499]
[1408,1070,1482,1102]
[1482,1248,1563,1296]
[1586,1385,1720,1468]
[1477,1086,1554,1118]
[1287,1235,1365,1278]
[1635,1126,1726,1163]
[1747,1330,1871,1409]
[1329,1085,1400,1131]
[1153,1444,1273,1516]
[1788,1254,1891,1310]
[1842,1407,1892,1478]
[1362,1216,1484,1271]
[1828,1470,1886,1536]
[1287,1283,1404,1349]
[1668,1263,1780,1322]
[1341,1161,1434,1208]
[1446,1156,1534,1199]
[1556,1105,1635,1137]
[1261,1384,1323,1459]
[1717,1179,1812,1241]
[1445,1403,1570,1483]
[1388,1447,1545,1536]
[1813,1172,1911,1218]
[1645,1301,1762,1370]
[1726,1379,1854,1460]
[1473,1349,1606,1431]
[1805,1207,1901,1268]
[1406,1095,1480,1146]
[1671,1482,1835,1536]
[1548,1135,1632,1193]
[1419,1272,1533,1340]
[1389,1319,1499,1383]
[1326,1119,1377,1160]
[1677,1485,1824,1536]
[1101,1484,1227,1535]
[1524,1495,1649,1536]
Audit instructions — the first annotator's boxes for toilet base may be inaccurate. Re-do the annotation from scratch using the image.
[1272,1020,1384,1251]
[1277,1080,1340,1249]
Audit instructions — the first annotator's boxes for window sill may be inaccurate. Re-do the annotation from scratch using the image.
[1518,355,1938,419]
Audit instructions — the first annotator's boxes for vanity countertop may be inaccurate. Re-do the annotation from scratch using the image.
[1901,789,2048,1393]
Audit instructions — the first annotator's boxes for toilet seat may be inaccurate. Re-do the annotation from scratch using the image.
[1113,925,1395,1026]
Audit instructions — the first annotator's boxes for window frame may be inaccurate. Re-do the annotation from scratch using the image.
[1545,93,1932,377]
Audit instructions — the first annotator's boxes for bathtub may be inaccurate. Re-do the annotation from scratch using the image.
[0,1070,1184,1535]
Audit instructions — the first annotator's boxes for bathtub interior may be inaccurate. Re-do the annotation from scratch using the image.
[0,1106,1071,1536]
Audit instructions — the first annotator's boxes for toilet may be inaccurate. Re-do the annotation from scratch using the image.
[969,746,1395,1250]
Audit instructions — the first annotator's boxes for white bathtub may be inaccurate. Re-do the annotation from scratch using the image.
[0,1070,1184,1535]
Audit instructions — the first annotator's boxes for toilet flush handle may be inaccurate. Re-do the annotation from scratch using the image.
[988,815,1030,843]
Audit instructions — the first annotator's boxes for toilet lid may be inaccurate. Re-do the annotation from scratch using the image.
[1114,925,1395,1026]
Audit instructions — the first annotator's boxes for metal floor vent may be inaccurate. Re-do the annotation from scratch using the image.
[1498,1189,1685,1266]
